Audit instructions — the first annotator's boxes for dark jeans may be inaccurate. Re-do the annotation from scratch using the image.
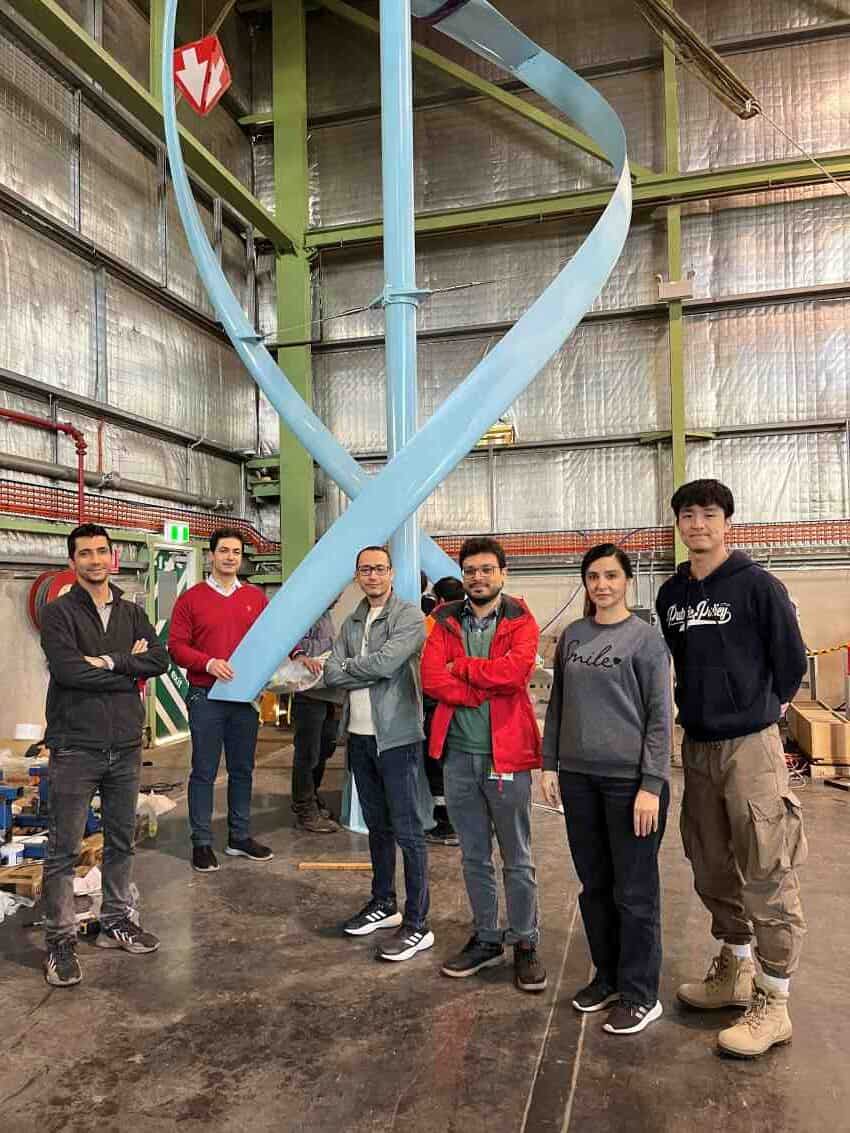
[291,696,337,817]
[44,746,141,944]
[347,734,430,932]
[560,771,669,1006]
[187,686,259,847]
[444,749,539,947]
[423,706,445,804]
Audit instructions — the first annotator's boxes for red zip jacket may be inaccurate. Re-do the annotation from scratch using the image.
[421,594,541,773]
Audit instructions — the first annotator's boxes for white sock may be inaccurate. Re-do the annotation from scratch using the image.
[757,972,790,996]
[728,942,752,959]
[433,796,446,807]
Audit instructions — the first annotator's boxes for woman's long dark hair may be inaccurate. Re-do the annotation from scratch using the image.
[580,543,634,618]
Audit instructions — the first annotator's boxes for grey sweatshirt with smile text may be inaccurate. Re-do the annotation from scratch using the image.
[541,614,672,794]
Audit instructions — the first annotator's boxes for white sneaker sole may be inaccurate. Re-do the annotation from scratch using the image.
[378,930,435,962]
[225,847,274,861]
[604,1000,663,1034]
[441,953,505,978]
[96,935,160,955]
[344,911,403,936]
[573,991,620,1013]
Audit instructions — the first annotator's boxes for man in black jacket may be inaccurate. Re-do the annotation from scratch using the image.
[656,480,808,1058]
[39,523,169,987]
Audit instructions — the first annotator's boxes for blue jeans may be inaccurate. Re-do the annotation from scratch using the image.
[44,746,141,944]
[560,771,669,1006]
[444,749,539,947]
[347,734,430,932]
[187,686,259,846]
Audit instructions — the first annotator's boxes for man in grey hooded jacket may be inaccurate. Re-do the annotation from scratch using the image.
[324,545,432,963]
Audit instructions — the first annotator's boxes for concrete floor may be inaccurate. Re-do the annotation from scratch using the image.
[1,733,848,1133]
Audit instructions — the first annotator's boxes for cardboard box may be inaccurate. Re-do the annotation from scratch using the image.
[787,701,850,764]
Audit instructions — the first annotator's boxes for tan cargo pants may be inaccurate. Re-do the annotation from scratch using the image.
[681,724,807,978]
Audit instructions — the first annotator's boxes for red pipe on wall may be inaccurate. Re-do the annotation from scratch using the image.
[0,409,88,523]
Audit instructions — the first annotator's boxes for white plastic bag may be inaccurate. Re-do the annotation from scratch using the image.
[267,653,329,694]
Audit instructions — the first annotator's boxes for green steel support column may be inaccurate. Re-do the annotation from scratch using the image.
[273,0,313,579]
[663,4,686,558]
[149,0,164,100]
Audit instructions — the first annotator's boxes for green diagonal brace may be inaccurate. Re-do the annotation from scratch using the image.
[7,0,300,254]
[315,0,655,179]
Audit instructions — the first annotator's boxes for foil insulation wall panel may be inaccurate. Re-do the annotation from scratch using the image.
[0,30,76,226]
[679,41,850,172]
[166,184,215,315]
[257,390,279,455]
[104,277,256,450]
[684,301,850,429]
[677,0,850,40]
[221,225,252,322]
[314,319,668,452]
[686,432,846,520]
[255,251,277,339]
[0,389,57,460]
[103,0,149,89]
[682,186,850,299]
[0,212,96,395]
[55,0,89,28]
[177,100,253,191]
[493,446,661,531]
[317,218,664,342]
[81,107,161,281]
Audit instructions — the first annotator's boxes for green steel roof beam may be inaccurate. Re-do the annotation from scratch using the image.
[316,0,655,180]
[7,0,300,254]
[304,152,850,248]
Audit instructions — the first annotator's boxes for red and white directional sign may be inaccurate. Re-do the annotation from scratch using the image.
[173,35,232,117]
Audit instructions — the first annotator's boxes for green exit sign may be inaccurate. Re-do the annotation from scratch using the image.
[164,522,190,544]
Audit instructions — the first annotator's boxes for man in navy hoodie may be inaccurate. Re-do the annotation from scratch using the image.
[656,479,807,1058]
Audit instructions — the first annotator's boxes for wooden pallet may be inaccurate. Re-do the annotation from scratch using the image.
[0,832,105,899]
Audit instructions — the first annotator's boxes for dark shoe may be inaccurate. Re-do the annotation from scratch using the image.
[192,845,220,873]
[225,837,274,861]
[44,939,82,987]
[343,899,403,936]
[96,916,160,955]
[604,999,663,1034]
[426,819,460,847]
[316,795,337,822]
[572,976,619,1013]
[441,935,504,978]
[377,924,435,962]
[514,944,547,992]
[296,812,339,834]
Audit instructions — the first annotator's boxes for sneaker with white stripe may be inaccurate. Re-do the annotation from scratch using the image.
[96,916,160,955]
[343,899,403,936]
[603,999,663,1034]
[44,938,82,987]
[377,925,435,962]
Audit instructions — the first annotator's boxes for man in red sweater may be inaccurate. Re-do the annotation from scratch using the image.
[421,536,546,993]
[169,527,272,873]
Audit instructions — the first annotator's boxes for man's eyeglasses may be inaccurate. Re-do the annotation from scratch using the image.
[357,564,390,576]
[462,565,498,578]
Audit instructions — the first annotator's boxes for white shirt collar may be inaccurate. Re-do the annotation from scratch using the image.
[207,575,242,597]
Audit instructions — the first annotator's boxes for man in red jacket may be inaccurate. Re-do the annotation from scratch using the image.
[421,536,546,993]
[169,527,272,873]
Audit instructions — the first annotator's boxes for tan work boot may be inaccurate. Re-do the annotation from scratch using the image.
[717,985,792,1057]
[677,945,755,1009]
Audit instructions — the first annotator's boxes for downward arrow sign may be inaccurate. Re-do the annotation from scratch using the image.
[177,47,207,107]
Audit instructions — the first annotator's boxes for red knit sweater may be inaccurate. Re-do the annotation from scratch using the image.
[168,581,268,688]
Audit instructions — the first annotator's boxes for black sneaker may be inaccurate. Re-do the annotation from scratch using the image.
[192,845,220,873]
[44,938,82,987]
[343,899,403,936]
[426,819,460,847]
[514,945,548,992]
[572,976,619,1013]
[441,935,504,978]
[377,924,435,962]
[225,837,274,861]
[603,999,663,1034]
[96,916,160,955]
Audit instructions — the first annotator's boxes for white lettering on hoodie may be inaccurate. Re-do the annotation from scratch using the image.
[665,598,732,631]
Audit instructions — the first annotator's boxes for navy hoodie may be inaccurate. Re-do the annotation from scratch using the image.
[655,551,807,742]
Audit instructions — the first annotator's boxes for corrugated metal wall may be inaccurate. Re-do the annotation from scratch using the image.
[250,0,850,536]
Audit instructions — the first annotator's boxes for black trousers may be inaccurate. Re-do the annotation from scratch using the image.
[560,771,669,1006]
[422,705,445,803]
[291,696,337,816]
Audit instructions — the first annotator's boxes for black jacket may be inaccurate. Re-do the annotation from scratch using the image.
[40,583,170,752]
[655,551,807,742]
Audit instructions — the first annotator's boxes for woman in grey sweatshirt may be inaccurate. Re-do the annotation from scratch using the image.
[541,543,672,1036]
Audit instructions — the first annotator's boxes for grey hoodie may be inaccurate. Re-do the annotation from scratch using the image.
[323,590,425,753]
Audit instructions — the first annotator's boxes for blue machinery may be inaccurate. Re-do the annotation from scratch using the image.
[161,0,632,703]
